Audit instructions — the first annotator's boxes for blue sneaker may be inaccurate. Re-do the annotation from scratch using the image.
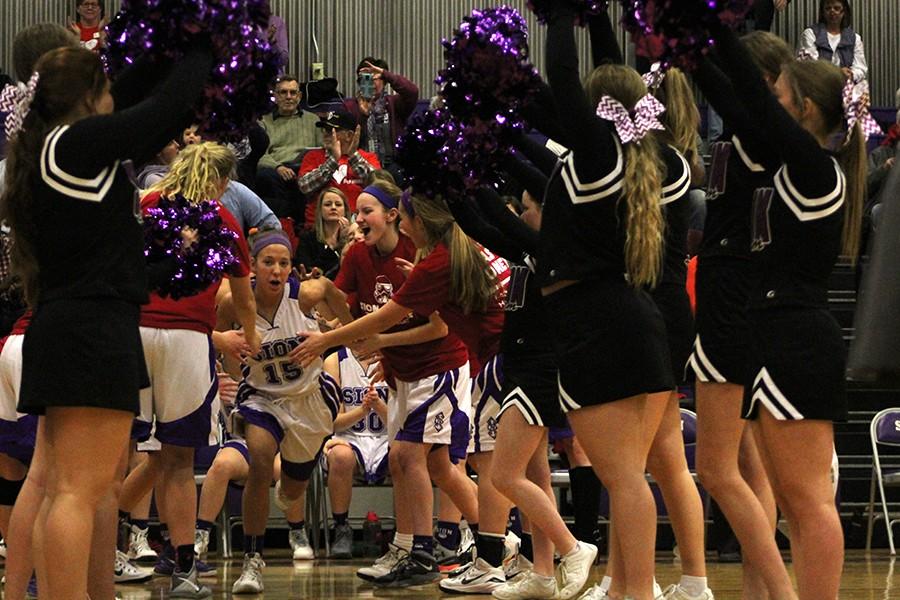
[195,557,217,579]
[154,548,176,576]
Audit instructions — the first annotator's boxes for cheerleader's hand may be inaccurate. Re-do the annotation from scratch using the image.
[291,330,328,367]
[216,373,239,408]
[369,360,385,384]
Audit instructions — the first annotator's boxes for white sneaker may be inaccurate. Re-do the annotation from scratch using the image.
[0,538,6,558]
[194,528,210,559]
[114,549,153,583]
[232,552,265,594]
[660,584,715,599]
[578,584,609,599]
[504,552,533,582]
[502,531,521,572]
[356,544,407,581]
[460,524,475,554]
[127,525,158,563]
[557,542,598,600]
[289,528,315,560]
[492,571,558,600]
[439,557,506,593]
[655,580,664,598]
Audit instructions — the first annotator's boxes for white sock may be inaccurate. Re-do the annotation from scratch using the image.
[679,575,708,597]
[599,575,612,593]
[393,533,413,552]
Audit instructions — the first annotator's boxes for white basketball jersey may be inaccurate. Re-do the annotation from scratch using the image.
[238,279,322,400]
[335,347,388,439]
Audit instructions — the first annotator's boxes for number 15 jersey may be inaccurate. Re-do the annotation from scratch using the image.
[238,278,323,402]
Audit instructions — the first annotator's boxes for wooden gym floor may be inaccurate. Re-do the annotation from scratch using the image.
[100,550,899,599]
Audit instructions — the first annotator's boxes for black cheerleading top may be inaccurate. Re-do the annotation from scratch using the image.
[709,27,846,310]
[693,60,781,260]
[30,46,213,305]
[449,155,554,362]
[658,145,692,286]
[533,4,629,289]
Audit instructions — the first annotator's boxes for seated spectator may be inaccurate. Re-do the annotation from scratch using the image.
[295,187,352,279]
[255,75,320,220]
[68,0,107,52]
[343,57,419,179]
[220,181,282,236]
[800,0,868,82]
[298,111,380,225]
[137,140,180,189]
[866,92,900,231]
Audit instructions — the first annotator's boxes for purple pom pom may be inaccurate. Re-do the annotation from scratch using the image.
[144,195,240,300]
[104,0,282,142]
[395,108,510,202]
[436,6,541,131]
[620,0,755,69]
[527,0,609,26]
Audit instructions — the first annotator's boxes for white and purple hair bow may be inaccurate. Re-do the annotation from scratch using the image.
[641,62,666,92]
[843,79,882,144]
[0,72,40,140]
[596,93,666,144]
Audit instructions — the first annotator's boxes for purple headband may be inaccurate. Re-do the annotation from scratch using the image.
[361,185,398,209]
[400,189,416,217]
[250,229,292,256]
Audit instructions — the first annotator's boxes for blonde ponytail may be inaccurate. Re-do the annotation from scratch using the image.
[145,142,236,204]
[622,140,666,288]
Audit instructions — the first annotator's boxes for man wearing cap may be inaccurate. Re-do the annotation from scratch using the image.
[255,75,320,220]
[297,110,381,226]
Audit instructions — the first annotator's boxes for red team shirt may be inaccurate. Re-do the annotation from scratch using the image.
[392,242,506,374]
[335,235,468,382]
[139,193,251,334]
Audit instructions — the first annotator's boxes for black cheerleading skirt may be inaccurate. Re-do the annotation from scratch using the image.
[19,297,148,415]
[542,277,674,412]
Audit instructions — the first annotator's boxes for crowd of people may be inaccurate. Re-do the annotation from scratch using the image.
[0,1,896,600]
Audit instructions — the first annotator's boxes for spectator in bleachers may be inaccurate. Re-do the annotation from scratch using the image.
[294,187,352,279]
[298,110,380,225]
[267,14,289,72]
[136,140,180,189]
[343,57,419,180]
[255,75,319,220]
[800,0,868,82]
[68,0,107,53]
[866,89,900,230]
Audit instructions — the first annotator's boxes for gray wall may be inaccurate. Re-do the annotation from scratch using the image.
[2,1,898,106]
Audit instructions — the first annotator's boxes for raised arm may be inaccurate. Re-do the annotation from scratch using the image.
[588,8,623,67]
[545,2,617,162]
[501,152,548,203]
[474,187,540,257]
[57,42,214,172]
[712,26,834,184]
[449,197,525,262]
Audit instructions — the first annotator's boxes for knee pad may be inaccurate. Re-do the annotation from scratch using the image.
[0,476,25,506]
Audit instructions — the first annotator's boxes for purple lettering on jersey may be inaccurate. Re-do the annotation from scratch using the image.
[751,188,775,252]
[706,141,732,200]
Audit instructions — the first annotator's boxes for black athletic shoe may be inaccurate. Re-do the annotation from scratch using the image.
[372,550,441,588]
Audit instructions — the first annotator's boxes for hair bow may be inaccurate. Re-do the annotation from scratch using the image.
[0,72,40,140]
[641,62,666,92]
[843,79,882,144]
[595,93,665,144]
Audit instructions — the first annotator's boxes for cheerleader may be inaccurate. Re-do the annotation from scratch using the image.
[702,22,864,600]
[222,228,352,594]
[320,347,389,559]
[296,190,504,588]
[0,40,213,599]
[527,3,674,598]
[687,32,798,599]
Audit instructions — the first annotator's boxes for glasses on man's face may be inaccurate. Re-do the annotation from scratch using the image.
[276,89,299,96]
